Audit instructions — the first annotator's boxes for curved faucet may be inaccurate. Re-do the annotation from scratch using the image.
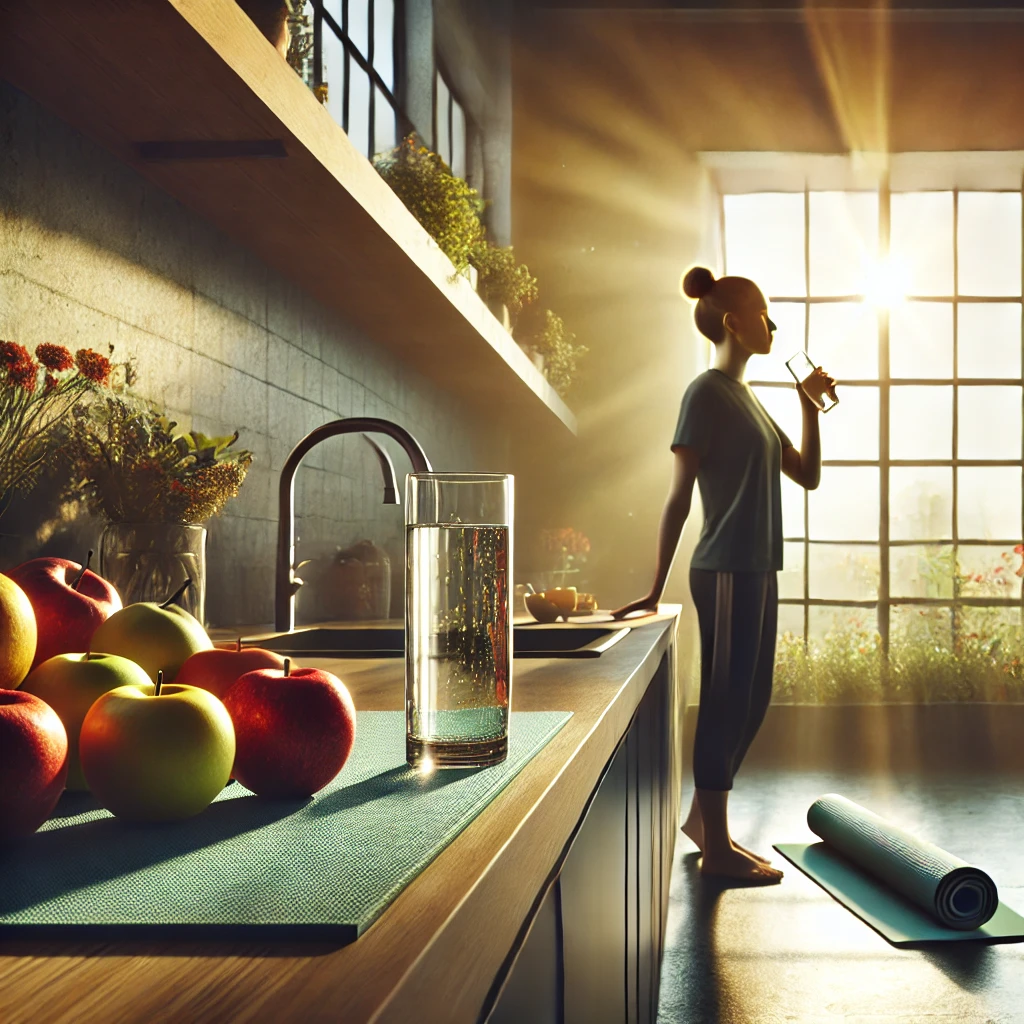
[275,417,433,632]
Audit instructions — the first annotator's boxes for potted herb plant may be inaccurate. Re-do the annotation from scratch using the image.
[61,394,253,625]
[517,308,588,398]
[470,242,539,333]
[373,135,487,278]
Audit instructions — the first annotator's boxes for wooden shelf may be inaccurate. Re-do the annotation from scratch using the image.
[0,0,576,435]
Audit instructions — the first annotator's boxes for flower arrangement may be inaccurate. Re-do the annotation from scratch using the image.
[772,547,1024,704]
[372,135,487,275]
[61,394,253,525]
[0,341,121,515]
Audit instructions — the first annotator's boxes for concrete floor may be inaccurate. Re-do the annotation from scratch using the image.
[656,770,1024,1024]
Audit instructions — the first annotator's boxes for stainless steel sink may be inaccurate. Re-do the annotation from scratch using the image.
[243,624,630,659]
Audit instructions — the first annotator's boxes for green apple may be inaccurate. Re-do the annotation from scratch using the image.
[79,678,235,821]
[90,583,212,684]
[19,652,152,791]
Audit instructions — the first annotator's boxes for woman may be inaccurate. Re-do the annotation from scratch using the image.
[612,266,836,883]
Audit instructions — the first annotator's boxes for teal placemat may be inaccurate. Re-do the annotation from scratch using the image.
[775,843,1024,947]
[0,710,572,942]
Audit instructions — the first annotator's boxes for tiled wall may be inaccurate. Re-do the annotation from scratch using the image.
[0,81,494,628]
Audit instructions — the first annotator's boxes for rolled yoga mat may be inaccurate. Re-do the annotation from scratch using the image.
[774,793,1024,946]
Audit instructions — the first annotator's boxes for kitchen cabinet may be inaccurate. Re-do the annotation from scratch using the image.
[488,648,673,1024]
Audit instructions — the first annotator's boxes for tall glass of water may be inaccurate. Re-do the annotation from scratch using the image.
[405,473,513,768]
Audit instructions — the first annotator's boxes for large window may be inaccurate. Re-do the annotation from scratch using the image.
[722,187,1024,697]
[314,0,407,159]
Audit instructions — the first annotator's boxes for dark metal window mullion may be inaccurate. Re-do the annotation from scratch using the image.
[803,187,810,653]
[342,0,351,134]
[368,0,376,156]
[952,190,960,648]
[879,176,891,692]
[313,4,323,93]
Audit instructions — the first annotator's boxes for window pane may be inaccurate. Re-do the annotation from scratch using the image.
[819,385,878,460]
[890,605,953,653]
[348,0,369,59]
[373,0,395,88]
[751,384,801,451]
[748,302,805,383]
[957,466,1021,540]
[809,192,879,296]
[782,473,805,539]
[890,192,954,296]
[451,100,467,180]
[777,602,804,638]
[808,302,878,380]
[809,543,879,600]
[780,541,804,598]
[723,193,806,297]
[808,605,876,643]
[957,545,1022,599]
[891,544,954,598]
[436,72,451,164]
[889,385,952,460]
[958,385,1021,460]
[958,304,1022,378]
[890,301,953,378]
[960,605,1023,645]
[373,86,395,157]
[890,467,952,541]
[958,193,1022,297]
[808,466,879,540]
[347,58,371,157]
[322,19,346,129]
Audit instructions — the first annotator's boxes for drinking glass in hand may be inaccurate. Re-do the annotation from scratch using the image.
[786,351,838,412]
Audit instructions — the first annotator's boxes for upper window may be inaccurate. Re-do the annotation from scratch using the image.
[314,0,403,159]
[435,66,467,179]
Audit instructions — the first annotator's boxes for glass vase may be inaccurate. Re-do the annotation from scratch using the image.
[405,473,513,768]
[99,523,207,625]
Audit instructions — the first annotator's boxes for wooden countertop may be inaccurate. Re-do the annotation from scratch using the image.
[0,608,680,1024]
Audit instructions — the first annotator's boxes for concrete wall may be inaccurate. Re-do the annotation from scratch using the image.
[0,80,496,629]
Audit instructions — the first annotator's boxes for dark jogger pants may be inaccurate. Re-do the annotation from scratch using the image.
[690,568,778,792]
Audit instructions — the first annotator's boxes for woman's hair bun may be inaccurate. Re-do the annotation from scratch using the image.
[681,266,716,300]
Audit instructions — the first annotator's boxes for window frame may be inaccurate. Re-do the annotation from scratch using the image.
[720,182,1024,679]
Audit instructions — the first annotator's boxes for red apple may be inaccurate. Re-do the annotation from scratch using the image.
[175,639,292,700]
[223,659,356,799]
[0,689,69,843]
[6,550,121,671]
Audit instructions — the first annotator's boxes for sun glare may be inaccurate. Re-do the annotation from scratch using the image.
[862,254,910,308]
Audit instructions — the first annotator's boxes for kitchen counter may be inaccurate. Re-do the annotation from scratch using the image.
[0,607,682,1024]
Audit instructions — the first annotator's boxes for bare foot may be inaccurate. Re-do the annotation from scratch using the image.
[680,816,773,865]
[699,847,784,884]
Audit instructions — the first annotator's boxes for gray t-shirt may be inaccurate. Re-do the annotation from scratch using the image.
[671,368,793,572]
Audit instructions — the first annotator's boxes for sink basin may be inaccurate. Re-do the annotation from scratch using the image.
[242,624,630,659]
